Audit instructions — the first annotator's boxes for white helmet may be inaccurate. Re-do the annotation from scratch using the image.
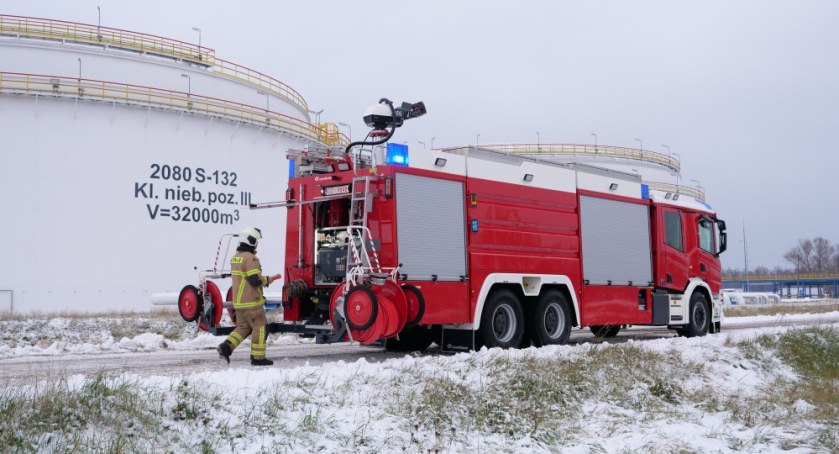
[239,227,262,247]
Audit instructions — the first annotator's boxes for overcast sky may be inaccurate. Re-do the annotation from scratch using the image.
[5,1,838,271]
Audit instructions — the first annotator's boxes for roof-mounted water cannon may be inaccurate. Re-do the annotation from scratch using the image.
[363,100,426,130]
[345,98,426,155]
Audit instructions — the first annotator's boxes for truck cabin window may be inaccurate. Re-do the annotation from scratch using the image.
[698,217,714,253]
[665,211,683,251]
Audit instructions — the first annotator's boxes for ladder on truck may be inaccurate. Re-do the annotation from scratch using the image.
[344,176,393,287]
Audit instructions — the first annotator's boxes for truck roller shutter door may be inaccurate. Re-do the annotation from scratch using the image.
[396,173,467,281]
[579,195,653,285]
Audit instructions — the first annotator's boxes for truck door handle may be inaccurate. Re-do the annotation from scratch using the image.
[700,263,707,272]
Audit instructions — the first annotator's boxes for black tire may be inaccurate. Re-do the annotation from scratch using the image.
[385,326,434,352]
[479,289,525,349]
[528,289,572,347]
[589,325,621,338]
[682,292,710,337]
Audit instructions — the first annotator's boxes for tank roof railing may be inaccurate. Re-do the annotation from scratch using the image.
[483,143,681,174]
[645,181,705,201]
[0,14,214,64]
[0,14,309,115]
[0,71,346,148]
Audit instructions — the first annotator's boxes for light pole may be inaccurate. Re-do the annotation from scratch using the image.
[690,178,703,194]
[77,58,82,81]
[308,109,323,125]
[536,131,540,151]
[418,141,426,149]
[672,152,681,187]
[192,27,202,58]
[634,138,643,152]
[476,134,480,148]
[430,137,435,149]
[256,90,269,111]
[662,144,672,174]
[180,73,191,96]
[591,132,597,152]
[96,6,101,40]
[797,255,801,297]
[745,226,750,292]
[337,122,352,141]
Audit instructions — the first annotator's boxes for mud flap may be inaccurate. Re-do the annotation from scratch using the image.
[441,327,475,353]
[652,292,670,326]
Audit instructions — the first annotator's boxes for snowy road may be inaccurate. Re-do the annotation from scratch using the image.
[3,312,837,384]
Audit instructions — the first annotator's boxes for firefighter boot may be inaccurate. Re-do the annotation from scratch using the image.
[217,341,233,364]
[250,356,274,366]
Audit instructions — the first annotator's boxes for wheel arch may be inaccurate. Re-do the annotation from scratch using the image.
[684,278,720,324]
[468,273,580,330]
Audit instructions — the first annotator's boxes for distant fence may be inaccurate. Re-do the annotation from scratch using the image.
[723,274,839,298]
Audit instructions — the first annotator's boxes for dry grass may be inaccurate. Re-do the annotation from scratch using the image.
[725,301,839,317]
[3,327,838,452]
[0,308,177,322]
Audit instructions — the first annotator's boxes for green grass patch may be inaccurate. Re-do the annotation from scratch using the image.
[729,326,839,450]
[776,326,839,381]
[0,373,162,452]
[399,344,704,449]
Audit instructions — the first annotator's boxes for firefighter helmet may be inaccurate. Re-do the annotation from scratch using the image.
[239,227,262,247]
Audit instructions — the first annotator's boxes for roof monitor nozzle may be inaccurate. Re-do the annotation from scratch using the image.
[347,98,427,156]
[363,100,426,130]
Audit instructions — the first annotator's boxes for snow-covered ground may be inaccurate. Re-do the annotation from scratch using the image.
[2,311,838,453]
[1,310,836,360]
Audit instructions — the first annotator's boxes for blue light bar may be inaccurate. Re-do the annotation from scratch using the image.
[386,143,409,166]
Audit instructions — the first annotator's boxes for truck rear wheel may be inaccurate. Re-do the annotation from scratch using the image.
[590,325,621,338]
[385,326,434,352]
[681,292,710,337]
[479,289,524,349]
[528,289,572,346]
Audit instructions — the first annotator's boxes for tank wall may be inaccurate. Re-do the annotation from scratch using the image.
[0,94,291,312]
[0,40,305,119]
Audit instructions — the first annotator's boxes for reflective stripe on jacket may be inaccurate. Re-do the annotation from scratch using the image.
[230,251,268,309]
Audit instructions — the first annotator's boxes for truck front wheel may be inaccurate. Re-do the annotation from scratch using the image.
[479,289,525,349]
[528,289,572,346]
[681,292,710,337]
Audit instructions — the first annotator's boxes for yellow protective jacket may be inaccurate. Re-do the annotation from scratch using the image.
[230,251,269,310]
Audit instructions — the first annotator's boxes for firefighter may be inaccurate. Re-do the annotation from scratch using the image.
[217,227,282,366]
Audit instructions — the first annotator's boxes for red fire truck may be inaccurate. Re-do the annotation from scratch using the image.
[178,98,727,352]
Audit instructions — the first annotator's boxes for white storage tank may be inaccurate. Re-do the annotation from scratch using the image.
[0,15,341,313]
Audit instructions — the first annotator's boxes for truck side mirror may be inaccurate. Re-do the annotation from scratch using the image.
[716,231,727,257]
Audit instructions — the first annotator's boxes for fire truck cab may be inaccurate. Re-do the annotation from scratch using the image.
[278,137,727,352]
